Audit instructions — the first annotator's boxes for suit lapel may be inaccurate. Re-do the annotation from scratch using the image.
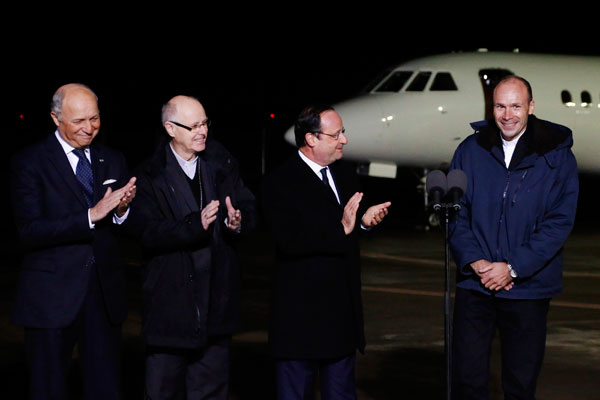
[329,162,350,205]
[293,154,341,208]
[90,144,107,205]
[165,146,200,217]
[43,134,89,208]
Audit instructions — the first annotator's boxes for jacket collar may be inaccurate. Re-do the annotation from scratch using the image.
[472,114,572,169]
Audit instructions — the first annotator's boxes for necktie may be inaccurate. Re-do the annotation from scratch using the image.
[72,148,94,207]
[320,167,330,187]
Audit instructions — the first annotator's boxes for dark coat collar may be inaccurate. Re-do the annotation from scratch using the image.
[473,114,571,156]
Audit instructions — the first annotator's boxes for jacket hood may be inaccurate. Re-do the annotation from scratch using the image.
[470,114,573,168]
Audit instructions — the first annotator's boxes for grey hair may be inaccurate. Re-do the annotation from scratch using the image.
[161,101,177,125]
[50,83,98,121]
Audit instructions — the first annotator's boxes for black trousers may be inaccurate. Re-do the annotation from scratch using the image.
[452,287,550,400]
[275,353,357,400]
[24,264,121,400]
[145,336,231,400]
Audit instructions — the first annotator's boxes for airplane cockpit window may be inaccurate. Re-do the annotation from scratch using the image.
[375,71,414,92]
[561,90,575,107]
[406,72,432,91]
[430,72,458,91]
[581,91,592,107]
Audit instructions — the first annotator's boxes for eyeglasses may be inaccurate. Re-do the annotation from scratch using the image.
[314,128,346,140]
[169,119,211,132]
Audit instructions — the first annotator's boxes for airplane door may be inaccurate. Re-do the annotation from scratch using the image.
[479,69,514,120]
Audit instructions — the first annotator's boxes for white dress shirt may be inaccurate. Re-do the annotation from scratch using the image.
[54,131,128,228]
[298,150,340,203]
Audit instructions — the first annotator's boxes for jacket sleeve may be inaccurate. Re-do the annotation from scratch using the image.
[507,151,579,278]
[11,154,93,250]
[449,141,488,274]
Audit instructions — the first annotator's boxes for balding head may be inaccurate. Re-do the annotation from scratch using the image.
[163,95,209,160]
[51,83,98,121]
[50,83,101,148]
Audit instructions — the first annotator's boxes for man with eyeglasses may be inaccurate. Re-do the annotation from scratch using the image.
[262,105,391,400]
[131,95,256,399]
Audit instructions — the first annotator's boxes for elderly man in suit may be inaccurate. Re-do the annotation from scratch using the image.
[262,105,391,400]
[11,83,136,399]
[131,95,256,399]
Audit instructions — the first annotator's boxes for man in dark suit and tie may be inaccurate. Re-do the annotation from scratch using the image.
[11,83,136,399]
[131,95,256,399]
[262,105,391,400]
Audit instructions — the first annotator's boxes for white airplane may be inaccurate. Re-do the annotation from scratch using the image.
[284,49,600,178]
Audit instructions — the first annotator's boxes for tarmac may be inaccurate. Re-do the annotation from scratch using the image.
[1,225,599,399]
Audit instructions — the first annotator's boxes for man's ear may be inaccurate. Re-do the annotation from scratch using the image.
[164,122,176,138]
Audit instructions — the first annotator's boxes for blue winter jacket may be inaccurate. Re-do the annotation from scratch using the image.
[450,115,579,299]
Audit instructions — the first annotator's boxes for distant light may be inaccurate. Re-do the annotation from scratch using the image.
[513,48,520,53]
[477,48,488,52]
[269,113,275,119]
[386,115,393,121]
[438,106,444,112]
[19,114,24,119]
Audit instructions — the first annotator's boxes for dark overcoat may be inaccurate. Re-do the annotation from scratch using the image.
[132,139,256,348]
[262,153,365,359]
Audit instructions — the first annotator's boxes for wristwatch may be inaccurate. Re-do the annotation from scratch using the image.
[507,263,518,278]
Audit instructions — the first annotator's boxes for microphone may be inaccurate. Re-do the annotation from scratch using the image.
[446,169,467,210]
[426,170,447,211]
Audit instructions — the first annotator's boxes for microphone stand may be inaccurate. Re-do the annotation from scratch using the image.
[433,202,459,400]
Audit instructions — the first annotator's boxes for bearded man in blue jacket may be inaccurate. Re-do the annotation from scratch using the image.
[449,75,578,400]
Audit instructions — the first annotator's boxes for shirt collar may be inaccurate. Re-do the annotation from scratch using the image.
[298,149,329,176]
[55,130,90,156]
[169,142,198,179]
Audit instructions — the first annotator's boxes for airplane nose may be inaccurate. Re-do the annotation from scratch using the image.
[284,126,295,146]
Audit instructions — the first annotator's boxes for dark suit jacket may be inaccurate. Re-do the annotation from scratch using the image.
[262,153,365,360]
[131,140,256,349]
[11,133,131,328]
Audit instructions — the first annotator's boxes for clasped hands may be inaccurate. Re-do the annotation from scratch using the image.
[200,196,241,232]
[471,259,514,291]
[341,192,392,235]
[90,177,137,223]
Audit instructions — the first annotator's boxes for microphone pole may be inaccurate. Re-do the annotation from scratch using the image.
[443,201,451,400]
[426,169,467,400]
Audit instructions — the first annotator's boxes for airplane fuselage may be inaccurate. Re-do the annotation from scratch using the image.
[286,52,600,176]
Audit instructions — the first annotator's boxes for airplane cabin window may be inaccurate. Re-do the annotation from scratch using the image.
[561,90,574,107]
[375,71,414,92]
[430,72,458,91]
[406,72,432,92]
[581,91,592,107]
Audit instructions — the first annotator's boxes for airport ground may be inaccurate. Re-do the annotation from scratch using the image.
[1,222,599,399]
